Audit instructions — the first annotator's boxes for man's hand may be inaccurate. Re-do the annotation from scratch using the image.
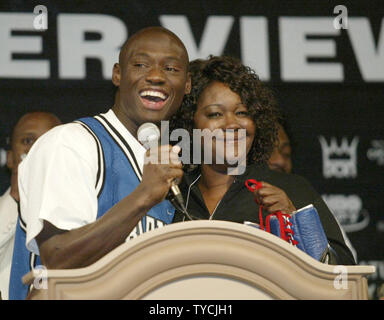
[253,181,296,214]
[138,145,183,205]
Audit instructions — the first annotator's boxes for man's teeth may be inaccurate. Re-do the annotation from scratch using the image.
[140,90,167,100]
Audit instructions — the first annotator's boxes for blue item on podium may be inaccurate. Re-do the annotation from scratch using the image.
[268,204,330,262]
[244,205,331,262]
[244,179,332,263]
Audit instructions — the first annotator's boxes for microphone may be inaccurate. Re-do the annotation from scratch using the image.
[137,122,187,212]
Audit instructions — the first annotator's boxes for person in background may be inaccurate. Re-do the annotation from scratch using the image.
[268,119,292,174]
[0,111,61,300]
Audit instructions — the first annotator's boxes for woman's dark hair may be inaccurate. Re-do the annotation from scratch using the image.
[169,55,279,168]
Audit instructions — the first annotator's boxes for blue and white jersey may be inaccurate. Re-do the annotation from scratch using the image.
[9,110,174,299]
[8,210,40,300]
[77,114,175,230]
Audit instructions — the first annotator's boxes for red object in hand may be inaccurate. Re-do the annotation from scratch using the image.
[245,179,298,246]
[245,179,263,192]
[245,179,265,229]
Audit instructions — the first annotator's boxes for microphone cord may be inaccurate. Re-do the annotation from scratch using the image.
[168,194,197,221]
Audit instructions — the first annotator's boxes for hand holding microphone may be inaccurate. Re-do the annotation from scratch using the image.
[137,123,186,212]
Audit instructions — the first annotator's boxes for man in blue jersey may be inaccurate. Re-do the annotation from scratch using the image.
[10,26,191,299]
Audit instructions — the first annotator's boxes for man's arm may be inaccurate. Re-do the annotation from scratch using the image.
[22,130,182,269]
[36,145,182,269]
[36,182,155,269]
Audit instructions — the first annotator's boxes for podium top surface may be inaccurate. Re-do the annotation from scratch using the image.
[31,220,375,278]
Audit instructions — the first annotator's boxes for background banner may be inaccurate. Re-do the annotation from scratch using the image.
[0,0,383,299]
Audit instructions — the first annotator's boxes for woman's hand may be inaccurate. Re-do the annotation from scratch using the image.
[253,181,296,214]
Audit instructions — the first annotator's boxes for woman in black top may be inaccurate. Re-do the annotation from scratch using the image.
[169,56,355,265]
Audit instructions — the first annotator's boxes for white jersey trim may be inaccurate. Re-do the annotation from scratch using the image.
[74,120,105,197]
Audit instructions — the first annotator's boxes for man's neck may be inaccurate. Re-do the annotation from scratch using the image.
[112,104,138,137]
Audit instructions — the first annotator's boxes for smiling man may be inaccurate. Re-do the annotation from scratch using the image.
[9,27,191,300]
[113,27,190,131]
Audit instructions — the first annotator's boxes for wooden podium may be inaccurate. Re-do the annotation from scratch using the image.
[23,220,375,300]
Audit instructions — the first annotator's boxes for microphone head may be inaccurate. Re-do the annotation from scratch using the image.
[137,122,160,149]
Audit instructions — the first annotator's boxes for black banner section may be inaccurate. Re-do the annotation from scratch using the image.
[0,0,383,299]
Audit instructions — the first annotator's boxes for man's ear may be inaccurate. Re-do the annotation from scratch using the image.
[6,150,14,170]
[185,72,192,94]
[112,63,121,87]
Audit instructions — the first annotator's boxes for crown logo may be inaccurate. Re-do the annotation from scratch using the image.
[318,136,359,178]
